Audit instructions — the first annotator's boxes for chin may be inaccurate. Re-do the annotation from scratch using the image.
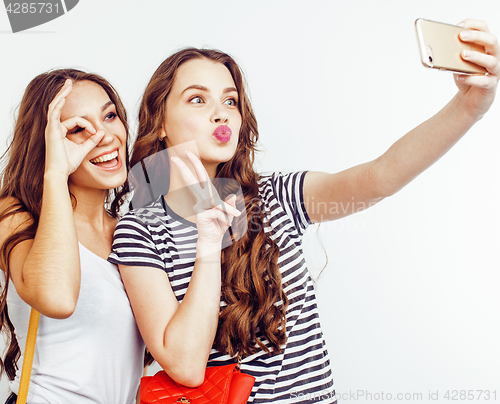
[213,147,237,161]
[203,157,233,169]
[76,173,127,192]
[107,174,128,190]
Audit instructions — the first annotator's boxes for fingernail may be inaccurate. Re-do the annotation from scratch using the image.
[458,75,466,82]
[462,50,471,58]
[460,31,470,39]
[171,156,179,162]
[457,22,465,27]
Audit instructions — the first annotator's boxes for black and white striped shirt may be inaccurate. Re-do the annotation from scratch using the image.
[109,171,336,403]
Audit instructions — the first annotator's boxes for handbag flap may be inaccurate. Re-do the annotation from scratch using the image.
[140,364,237,404]
[227,372,256,404]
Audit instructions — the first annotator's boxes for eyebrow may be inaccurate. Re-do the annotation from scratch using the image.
[80,101,115,120]
[101,100,114,111]
[181,85,238,95]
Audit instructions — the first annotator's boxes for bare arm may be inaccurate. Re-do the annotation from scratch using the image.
[304,20,499,223]
[6,172,80,318]
[119,241,222,387]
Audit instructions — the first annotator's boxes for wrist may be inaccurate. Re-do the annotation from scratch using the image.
[452,91,485,124]
[196,240,222,260]
[44,169,69,183]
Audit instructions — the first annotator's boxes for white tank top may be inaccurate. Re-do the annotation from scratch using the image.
[7,243,145,404]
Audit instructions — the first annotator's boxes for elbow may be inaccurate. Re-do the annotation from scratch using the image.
[174,370,205,388]
[376,183,400,199]
[156,332,211,387]
[31,290,78,319]
[159,361,206,388]
[46,301,77,319]
[370,158,401,199]
[19,265,80,319]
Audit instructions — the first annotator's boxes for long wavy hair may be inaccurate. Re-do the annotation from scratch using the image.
[0,69,130,379]
[131,48,289,358]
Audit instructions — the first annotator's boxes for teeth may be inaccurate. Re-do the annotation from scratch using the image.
[90,150,118,164]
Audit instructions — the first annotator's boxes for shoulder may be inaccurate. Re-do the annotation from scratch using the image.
[257,171,308,185]
[117,197,165,227]
[255,171,312,233]
[0,197,34,271]
[257,171,309,199]
[113,197,169,245]
[0,197,33,244]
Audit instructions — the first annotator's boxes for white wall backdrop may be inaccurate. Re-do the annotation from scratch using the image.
[1,0,499,403]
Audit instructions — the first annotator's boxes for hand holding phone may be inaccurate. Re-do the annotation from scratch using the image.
[415,19,487,75]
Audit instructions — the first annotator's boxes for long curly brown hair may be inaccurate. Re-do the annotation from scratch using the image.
[131,48,288,358]
[0,69,131,380]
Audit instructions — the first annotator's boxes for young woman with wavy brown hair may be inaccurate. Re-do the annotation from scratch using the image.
[110,19,499,403]
[0,69,145,403]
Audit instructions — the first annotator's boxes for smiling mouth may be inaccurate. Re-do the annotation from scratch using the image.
[90,150,118,165]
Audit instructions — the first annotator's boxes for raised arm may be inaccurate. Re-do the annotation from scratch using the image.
[1,80,105,318]
[118,151,240,387]
[304,19,499,223]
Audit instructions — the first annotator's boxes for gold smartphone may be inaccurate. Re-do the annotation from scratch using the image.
[415,18,487,75]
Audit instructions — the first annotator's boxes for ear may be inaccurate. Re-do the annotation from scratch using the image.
[158,127,166,141]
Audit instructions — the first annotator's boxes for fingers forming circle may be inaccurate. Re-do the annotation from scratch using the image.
[62,116,97,136]
[47,79,73,117]
[79,130,107,157]
[46,97,66,133]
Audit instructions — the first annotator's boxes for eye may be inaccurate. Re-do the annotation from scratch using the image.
[224,98,238,107]
[189,96,204,104]
[67,126,84,135]
[105,112,117,121]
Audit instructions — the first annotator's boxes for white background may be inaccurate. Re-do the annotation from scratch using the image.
[1,1,499,403]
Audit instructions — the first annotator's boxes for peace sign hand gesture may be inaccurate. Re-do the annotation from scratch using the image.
[170,151,241,247]
[44,79,106,177]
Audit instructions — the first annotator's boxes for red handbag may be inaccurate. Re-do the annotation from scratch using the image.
[140,363,255,404]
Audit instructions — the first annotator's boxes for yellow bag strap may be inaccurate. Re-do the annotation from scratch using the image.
[16,308,40,404]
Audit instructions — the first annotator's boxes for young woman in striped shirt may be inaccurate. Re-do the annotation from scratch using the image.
[110,20,499,403]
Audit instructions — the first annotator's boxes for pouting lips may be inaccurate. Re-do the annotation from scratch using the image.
[213,125,232,143]
[90,150,118,165]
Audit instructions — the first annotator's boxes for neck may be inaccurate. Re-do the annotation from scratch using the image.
[68,186,112,231]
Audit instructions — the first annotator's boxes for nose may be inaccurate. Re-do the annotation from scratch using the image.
[95,125,114,147]
[211,104,228,124]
